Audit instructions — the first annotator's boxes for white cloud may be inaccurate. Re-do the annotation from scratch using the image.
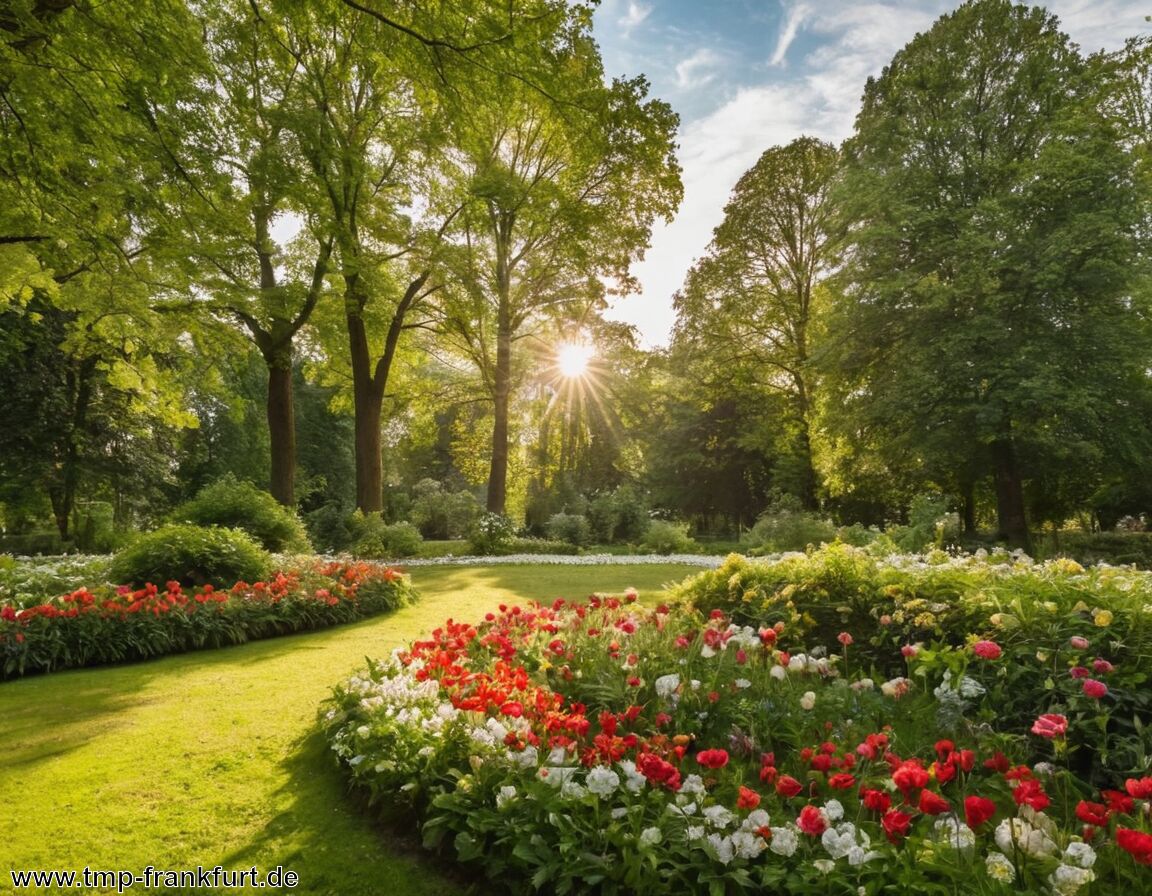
[770,3,810,67]
[675,48,724,89]
[618,1,653,35]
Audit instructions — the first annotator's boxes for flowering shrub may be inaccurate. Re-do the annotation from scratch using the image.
[322,583,1152,895]
[0,560,415,678]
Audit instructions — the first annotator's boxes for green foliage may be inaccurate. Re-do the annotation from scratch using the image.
[468,513,519,555]
[348,513,424,559]
[545,512,591,547]
[0,554,114,606]
[638,519,696,555]
[888,494,962,554]
[170,475,311,553]
[410,480,482,540]
[743,495,837,554]
[586,486,651,543]
[110,524,271,588]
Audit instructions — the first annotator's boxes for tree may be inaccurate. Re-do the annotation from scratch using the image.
[440,55,681,514]
[673,137,840,508]
[827,0,1151,549]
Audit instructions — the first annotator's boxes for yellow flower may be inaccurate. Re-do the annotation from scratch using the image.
[1093,609,1114,627]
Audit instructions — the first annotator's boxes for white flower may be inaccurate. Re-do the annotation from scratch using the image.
[611,807,629,820]
[655,673,681,698]
[734,678,752,689]
[994,818,1057,858]
[770,665,787,681]
[769,826,799,857]
[800,691,817,711]
[586,766,621,797]
[670,801,698,816]
[814,859,836,874]
[822,825,856,860]
[542,766,578,787]
[680,774,707,796]
[824,800,844,823]
[639,827,662,848]
[686,825,706,841]
[703,804,735,829]
[985,852,1015,883]
[548,746,569,764]
[934,817,975,851]
[617,759,646,793]
[1063,842,1097,869]
[356,725,371,738]
[707,833,735,864]
[788,654,809,672]
[510,745,538,768]
[560,779,586,800]
[851,678,875,692]
[417,745,435,758]
[495,785,517,809]
[701,645,717,659]
[731,830,766,859]
[742,809,770,832]
[1049,864,1095,896]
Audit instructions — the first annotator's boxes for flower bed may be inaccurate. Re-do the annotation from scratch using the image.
[321,563,1152,895]
[0,560,416,678]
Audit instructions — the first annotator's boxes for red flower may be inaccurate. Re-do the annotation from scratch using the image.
[983,751,1011,773]
[736,786,761,810]
[500,701,524,717]
[1126,777,1152,800]
[797,805,827,836]
[838,632,853,646]
[882,809,914,843]
[1031,713,1068,739]
[1093,658,1114,675]
[918,790,951,816]
[696,748,729,769]
[636,753,681,791]
[1075,800,1110,827]
[1117,828,1152,865]
[861,789,892,814]
[934,739,955,757]
[1069,666,1091,679]
[775,775,803,798]
[971,640,1002,659]
[1013,779,1050,812]
[828,773,856,790]
[1103,790,1136,815]
[1082,678,1108,699]
[964,795,997,828]
[892,760,929,795]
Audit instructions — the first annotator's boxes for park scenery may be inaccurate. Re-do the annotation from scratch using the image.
[4,0,1152,894]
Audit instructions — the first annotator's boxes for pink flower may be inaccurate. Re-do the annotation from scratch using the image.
[901,644,918,658]
[1031,713,1068,739]
[1082,678,1108,699]
[1093,658,1114,675]
[1069,666,1090,679]
[1069,636,1089,650]
[971,640,1002,660]
[838,632,854,646]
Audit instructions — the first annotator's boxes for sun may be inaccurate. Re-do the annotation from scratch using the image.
[556,341,594,378]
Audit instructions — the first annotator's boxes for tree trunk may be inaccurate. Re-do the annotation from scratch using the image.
[991,436,1031,552]
[347,297,385,513]
[960,478,976,534]
[486,306,513,515]
[266,351,296,507]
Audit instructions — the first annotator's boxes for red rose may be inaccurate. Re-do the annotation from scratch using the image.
[964,795,997,828]
[828,773,856,790]
[1082,678,1108,699]
[892,760,929,795]
[797,805,827,836]
[696,749,729,769]
[775,775,803,798]
[1117,828,1152,865]
[1031,713,1068,739]
[861,788,892,814]
[1075,800,1110,827]
[918,790,951,816]
[881,809,914,843]
[736,786,761,810]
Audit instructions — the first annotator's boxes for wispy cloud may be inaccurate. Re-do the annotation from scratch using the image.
[674,48,723,89]
[770,3,810,67]
[618,1,652,36]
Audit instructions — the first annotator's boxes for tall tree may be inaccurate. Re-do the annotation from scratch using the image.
[441,60,681,514]
[673,137,840,508]
[827,0,1151,549]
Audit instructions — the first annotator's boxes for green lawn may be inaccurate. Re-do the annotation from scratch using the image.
[0,563,704,896]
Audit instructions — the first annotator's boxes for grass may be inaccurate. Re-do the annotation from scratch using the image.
[0,562,704,896]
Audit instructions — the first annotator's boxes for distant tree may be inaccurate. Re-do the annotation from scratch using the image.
[673,137,840,509]
[827,0,1152,550]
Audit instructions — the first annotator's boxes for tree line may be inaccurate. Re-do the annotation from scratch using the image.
[2,0,1150,553]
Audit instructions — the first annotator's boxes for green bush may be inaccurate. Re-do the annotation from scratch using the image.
[587,486,650,543]
[0,554,114,606]
[410,479,482,540]
[110,524,271,588]
[1038,531,1152,568]
[545,512,591,547]
[171,476,311,553]
[348,512,423,559]
[501,537,579,556]
[638,519,696,555]
[468,513,518,555]
[743,503,838,554]
[887,492,960,553]
[304,502,354,553]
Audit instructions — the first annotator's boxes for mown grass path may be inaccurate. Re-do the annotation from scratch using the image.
[1,564,703,895]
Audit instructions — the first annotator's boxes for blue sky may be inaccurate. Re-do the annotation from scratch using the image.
[590,0,1148,346]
